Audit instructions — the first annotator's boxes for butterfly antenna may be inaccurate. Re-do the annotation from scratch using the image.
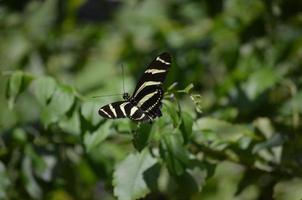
[122,63,126,94]
[91,94,124,99]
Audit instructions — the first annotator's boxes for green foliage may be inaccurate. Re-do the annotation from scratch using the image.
[1,0,302,199]
[113,149,157,200]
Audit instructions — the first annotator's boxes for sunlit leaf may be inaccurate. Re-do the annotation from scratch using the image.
[41,84,75,127]
[193,117,256,142]
[113,149,157,200]
[244,68,281,100]
[59,110,81,135]
[274,178,302,200]
[80,101,102,126]
[84,121,112,152]
[33,76,57,106]
[5,71,33,109]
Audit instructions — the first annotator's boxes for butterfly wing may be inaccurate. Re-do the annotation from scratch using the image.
[98,101,152,122]
[136,87,163,119]
[131,52,171,99]
[130,52,171,120]
[98,101,129,119]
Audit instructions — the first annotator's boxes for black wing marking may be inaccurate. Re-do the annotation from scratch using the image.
[98,101,152,122]
[132,52,171,99]
[128,106,153,122]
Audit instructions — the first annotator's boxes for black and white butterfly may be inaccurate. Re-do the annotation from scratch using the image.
[98,52,171,123]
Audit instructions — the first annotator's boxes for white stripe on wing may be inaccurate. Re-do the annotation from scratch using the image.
[156,57,171,65]
[145,69,166,74]
[109,104,117,117]
[100,108,111,118]
[134,81,161,97]
[137,90,158,107]
[120,102,129,117]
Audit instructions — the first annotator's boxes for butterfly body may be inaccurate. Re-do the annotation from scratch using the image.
[98,52,171,123]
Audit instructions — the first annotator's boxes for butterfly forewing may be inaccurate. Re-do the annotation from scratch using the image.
[98,101,129,119]
[132,52,171,99]
[98,101,152,122]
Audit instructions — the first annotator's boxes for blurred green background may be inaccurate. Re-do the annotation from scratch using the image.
[1,0,302,199]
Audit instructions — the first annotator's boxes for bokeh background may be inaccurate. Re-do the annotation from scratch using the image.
[1,0,302,199]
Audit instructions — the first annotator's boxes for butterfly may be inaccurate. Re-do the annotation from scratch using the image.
[98,52,171,123]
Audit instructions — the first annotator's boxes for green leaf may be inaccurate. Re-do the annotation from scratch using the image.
[33,76,57,106]
[274,178,302,200]
[193,117,255,142]
[162,100,180,127]
[244,68,280,100]
[173,171,200,197]
[6,71,23,99]
[84,121,112,152]
[5,71,33,109]
[113,149,157,200]
[160,133,189,175]
[180,111,193,144]
[143,163,161,192]
[80,101,102,126]
[58,110,81,135]
[132,123,152,152]
[41,84,75,127]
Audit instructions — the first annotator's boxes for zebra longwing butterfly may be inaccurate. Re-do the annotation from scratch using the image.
[98,52,171,123]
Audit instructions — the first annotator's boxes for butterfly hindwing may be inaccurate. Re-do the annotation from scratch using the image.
[128,105,153,122]
[138,87,163,114]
